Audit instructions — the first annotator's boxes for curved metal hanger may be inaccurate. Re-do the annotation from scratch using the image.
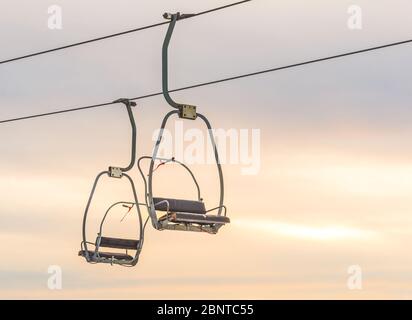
[110,98,137,174]
[162,13,197,120]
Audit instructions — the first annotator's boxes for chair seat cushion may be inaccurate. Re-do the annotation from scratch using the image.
[78,250,133,261]
[153,197,206,214]
[160,212,230,225]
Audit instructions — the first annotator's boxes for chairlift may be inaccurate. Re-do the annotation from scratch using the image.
[78,99,144,266]
[138,13,230,234]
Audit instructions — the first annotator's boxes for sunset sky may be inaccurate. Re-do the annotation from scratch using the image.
[1,0,412,299]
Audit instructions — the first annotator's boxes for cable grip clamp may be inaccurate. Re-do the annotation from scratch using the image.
[108,166,123,178]
[179,104,197,120]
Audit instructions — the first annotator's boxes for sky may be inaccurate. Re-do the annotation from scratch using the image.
[1,0,412,299]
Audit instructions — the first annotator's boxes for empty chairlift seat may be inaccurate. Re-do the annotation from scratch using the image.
[79,99,144,267]
[137,12,230,235]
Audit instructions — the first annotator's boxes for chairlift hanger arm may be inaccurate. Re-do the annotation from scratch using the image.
[110,98,137,174]
[162,13,197,119]
[162,13,179,110]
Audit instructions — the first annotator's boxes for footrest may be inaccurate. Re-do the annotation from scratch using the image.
[161,212,230,225]
[78,250,133,261]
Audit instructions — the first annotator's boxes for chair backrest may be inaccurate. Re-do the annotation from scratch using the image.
[153,197,206,214]
[97,236,139,250]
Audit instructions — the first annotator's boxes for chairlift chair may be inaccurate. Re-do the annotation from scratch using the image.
[138,13,230,234]
[78,99,144,266]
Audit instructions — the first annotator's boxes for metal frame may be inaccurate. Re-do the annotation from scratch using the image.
[138,156,228,234]
[138,155,202,203]
[80,99,144,266]
[143,112,225,233]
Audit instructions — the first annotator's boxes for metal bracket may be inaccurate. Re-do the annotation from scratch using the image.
[163,12,175,20]
[179,105,197,120]
[163,12,196,21]
[113,98,137,108]
[108,167,123,178]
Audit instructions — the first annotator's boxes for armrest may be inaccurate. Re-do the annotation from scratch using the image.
[205,205,227,216]
[154,200,171,219]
